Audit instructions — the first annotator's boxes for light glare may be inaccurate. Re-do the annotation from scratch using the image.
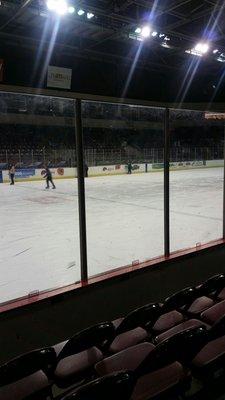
[135,27,141,34]
[141,25,151,38]
[68,6,75,13]
[47,0,68,14]
[194,42,209,54]
[87,12,94,19]
[152,31,158,37]
[78,9,85,15]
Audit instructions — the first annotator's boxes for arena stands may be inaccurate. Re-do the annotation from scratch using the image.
[2,273,225,400]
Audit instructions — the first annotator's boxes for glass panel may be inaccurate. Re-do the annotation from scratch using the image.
[0,92,80,304]
[170,109,224,252]
[82,101,164,277]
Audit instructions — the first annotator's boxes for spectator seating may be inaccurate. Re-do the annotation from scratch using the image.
[95,327,207,400]
[60,371,136,400]
[2,273,225,399]
[53,322,114,388]
[0,347,56,400]
[106,303,161,354]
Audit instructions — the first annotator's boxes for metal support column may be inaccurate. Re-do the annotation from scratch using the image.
[223,125,225,239]
[164,108,170,257]
[75,99,88,282]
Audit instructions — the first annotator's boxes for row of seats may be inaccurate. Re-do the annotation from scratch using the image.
[2,273,225,399]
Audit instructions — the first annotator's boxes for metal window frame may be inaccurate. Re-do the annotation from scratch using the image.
[0,84,224,284]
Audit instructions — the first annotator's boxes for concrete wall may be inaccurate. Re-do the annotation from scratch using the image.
[0,244,225,364]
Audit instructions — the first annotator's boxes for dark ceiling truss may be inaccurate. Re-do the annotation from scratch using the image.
[0,0,224,74]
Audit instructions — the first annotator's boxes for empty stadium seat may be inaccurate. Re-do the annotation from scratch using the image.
[146,287,209,335]
[191,315,225,381]
[164,285,214,318]
[106,303,161,354]
[150,309,185,334]
[154,319,209,344]
[96,327,207,400]
[192,335,225,381]
[198,274,225,299]
[168,275,225,319]
[0,347,56,400]
[53,322,114,388]
[201,299,225,325]
[60,371,136,400]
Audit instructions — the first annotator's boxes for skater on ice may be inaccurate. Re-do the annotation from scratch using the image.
[43,166,56,189]
[127,161,132,174]
[9,164,15,185]
[84,162,89,177]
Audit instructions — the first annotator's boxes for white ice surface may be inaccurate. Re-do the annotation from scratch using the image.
[0,167,223,304]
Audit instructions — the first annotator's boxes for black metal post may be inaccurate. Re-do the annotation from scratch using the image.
[164,108,170,256]
[75,99,88,282]
[223,124,225,239]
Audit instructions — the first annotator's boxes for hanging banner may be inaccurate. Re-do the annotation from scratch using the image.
[47,66,72,89]
[0,59,4,82]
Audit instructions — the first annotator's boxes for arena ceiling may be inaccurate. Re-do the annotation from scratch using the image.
[0,0,225,73]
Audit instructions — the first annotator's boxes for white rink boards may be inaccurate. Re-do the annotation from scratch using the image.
[0,167,223,304]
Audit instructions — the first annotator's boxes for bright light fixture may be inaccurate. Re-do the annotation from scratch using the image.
[217,55,225,63]
[46,0,68,14]
[161,42,170,48]
[135,27,141,34]
[152,31,158,37]
[87,12,94,19]
[194,42,209,54]
[141,25,151,38]
[213,49,219,54]
[68,5,75,13]
[159,33,165,38]
[78,9,85,15]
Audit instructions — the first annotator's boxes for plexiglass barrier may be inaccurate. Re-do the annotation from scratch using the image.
[0,92,80,304]
[169,109,224,252]
[0,90,224,304]
[82,101,165,276]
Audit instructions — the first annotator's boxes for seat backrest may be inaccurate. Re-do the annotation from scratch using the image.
[57,322,115,362]
[0,347,56,387]
[135,326,208,377]
[61,371,136,400]
[115,302,161,335]
[162,286,197,312]
[198,273,225,296]
[209,314,225,341]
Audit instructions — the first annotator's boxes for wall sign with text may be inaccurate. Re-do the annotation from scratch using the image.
[47,66,72,89]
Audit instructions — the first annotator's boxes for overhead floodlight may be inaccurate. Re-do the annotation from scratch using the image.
[152,31,158,37]
[217,56,225,63]
[135,27,141,34]
[159,33,165,38]
[164,36,170,41]
[161,42,170,48]
[77,9,85,15]
[68,5,75,13]
[213,49,219,54]
[194,42,209,54]
[141,25,151,38]
[47,0,56,10]
[87,12,94,19]
[46,0,68,14]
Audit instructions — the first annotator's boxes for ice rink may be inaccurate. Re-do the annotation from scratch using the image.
[0,167,223,304]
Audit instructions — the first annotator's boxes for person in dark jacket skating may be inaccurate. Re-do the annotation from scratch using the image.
[84,162,89,178]
[9,164,16,185]
[43,166,56,189]
[127,161,132,174]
